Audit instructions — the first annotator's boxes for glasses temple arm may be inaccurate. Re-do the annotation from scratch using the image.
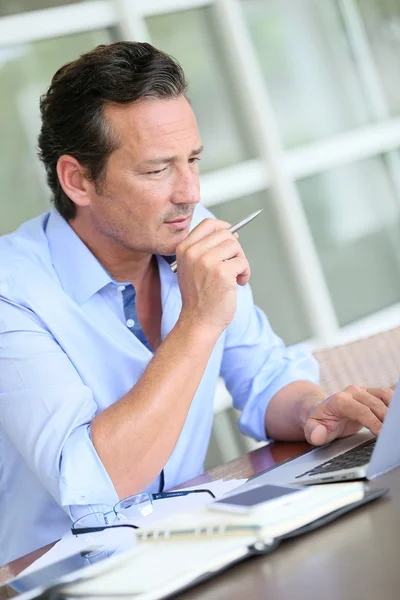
[151,489,216,500]
[72,523,139,536]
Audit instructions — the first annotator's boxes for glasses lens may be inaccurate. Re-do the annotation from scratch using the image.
[73,511,119,530]
[116,493,153,519]
[72,512,134,559]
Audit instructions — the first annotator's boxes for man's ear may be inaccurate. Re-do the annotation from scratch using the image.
[56,155,93,208]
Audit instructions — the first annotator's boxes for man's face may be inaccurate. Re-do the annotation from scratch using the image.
[79,95,202,256]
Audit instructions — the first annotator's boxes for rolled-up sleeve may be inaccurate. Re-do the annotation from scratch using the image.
[0,300,119,519]
[221,283,319,441]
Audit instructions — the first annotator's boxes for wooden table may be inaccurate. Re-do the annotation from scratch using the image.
[2,440,400,599]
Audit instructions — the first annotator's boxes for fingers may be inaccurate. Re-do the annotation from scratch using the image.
[332,392,384,435]
[303,411,350,446]
[364,387,393,407]
[178,218,231,251]
[200,237,243,266]
[307,423,330,446]
[347,386,389,423]
[224,255,251,285]
[176,216,251,331]
[319,391,384,438]
[176,220,250,284]
[179,228,238,263]
[199,239,250,284]
[304,385,392,446]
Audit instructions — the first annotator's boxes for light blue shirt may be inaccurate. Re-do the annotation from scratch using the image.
[0,205,319,563]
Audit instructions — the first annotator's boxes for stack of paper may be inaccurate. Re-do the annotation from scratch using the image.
[55,482,367,600]
[135,481,365,542]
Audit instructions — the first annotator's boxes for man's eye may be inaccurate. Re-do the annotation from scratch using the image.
[189,157,201,165]
[147,167,166,175]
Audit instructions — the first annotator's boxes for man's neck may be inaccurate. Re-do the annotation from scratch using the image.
[68,214,162,350]
[69,217,154,288]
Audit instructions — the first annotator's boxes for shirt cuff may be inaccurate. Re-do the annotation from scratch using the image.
[59,424,120,521]
[238,343,320,441]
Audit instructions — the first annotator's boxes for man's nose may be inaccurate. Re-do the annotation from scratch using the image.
[172,167,200,205]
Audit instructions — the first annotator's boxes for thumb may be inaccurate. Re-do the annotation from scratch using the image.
[304,421,329,446]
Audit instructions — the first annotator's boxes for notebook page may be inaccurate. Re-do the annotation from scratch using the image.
[136,482,365,542]
[58,537,256,600]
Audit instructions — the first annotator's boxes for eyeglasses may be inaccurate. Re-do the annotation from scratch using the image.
[71,489,215,536]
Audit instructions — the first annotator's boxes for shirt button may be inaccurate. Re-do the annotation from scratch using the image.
[126,319,135,328]
[117,285,126,292]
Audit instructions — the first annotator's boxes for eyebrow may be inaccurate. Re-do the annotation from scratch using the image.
[143,145,204,166]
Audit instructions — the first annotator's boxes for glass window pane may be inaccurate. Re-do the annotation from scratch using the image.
[147,8,256,173]
[0,30,112,235]
[242,0,371,147]
[357,0,400,117]
[210,192,312,344]
[0,0,84,17]
[297,154,400,326]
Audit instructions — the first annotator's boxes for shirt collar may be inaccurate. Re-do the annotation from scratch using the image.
[45,210,177,306]
[45,210,113,306]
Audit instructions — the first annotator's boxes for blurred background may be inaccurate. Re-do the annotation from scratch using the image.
[1,0,399,467]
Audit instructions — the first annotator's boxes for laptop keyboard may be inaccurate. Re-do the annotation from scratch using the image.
[295,438,376,479]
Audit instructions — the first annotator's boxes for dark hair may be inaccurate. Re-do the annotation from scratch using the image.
[38,41,188,220]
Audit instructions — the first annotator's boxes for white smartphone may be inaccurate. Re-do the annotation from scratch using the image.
[209,483,308,514]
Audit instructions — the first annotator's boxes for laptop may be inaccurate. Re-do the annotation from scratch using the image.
[240,380,400,490]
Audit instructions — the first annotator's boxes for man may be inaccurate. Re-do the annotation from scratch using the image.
[0,42,392,564]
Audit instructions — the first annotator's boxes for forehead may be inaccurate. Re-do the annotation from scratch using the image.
[104,96,200,156]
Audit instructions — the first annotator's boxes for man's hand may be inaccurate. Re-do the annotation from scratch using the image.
[175,218,251,333]
[303,385,394,446]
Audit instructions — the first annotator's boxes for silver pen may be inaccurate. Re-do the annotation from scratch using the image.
[170,209,263,273]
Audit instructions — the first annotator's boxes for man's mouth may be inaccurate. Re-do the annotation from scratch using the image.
[164,215,192,227]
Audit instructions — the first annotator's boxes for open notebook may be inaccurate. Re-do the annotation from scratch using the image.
[48,482,387,600]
